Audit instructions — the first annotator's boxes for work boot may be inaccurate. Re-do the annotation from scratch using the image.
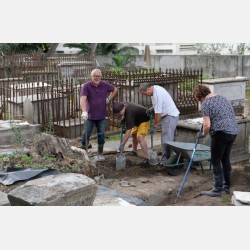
[97,144,105,161]
[159,156,167,165]
[138,158,149,168]
[223,169,231,194]
[80,144,92,150]
[223,185,230,194]
[201,187,222,197]
[202,174,223,197]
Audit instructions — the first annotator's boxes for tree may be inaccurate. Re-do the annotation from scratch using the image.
[227,43,250,55]
[194,43,227,78]
[108,45,139,71]
[195,43,226,55]
[0,43,51,54]
[63,43,139,56]
[63,43,139,70]
[95,43,119,55]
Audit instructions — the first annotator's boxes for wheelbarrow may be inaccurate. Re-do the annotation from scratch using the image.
[162,141,211,176]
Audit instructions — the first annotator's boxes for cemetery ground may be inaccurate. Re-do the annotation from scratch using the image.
[0,132,250,206]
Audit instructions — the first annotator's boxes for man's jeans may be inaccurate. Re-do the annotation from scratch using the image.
[81,119,106,146]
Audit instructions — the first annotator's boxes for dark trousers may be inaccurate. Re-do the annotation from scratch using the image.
[210,131,237,189]
[81,119,106,146]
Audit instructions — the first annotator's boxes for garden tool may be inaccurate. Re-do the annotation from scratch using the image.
[84,120,88,156]
[176,124,203,199]
[148,113,159,165]
[115,122,126,170]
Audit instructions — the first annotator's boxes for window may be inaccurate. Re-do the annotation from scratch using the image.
[156,50,173,54]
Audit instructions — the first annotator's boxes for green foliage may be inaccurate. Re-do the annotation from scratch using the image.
[110,54,136,68]
[246,80,250,91]
[108,46,139,69]
[220,197,232,205]
[9,120,24,148]
[106,134,120,141]
[227,43,250,55]
[0,43,51,54]
[95,43,119,55]
[195,43,226,55]
[109,67,125,73]
[20,155,33,165]
[202,72,213,79]
[44,111,54,135]
[42,154,57,163]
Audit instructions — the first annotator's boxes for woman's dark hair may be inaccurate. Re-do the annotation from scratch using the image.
[194,84,211,101]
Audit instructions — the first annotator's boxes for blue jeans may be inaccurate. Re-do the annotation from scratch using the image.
[81,119,106,146]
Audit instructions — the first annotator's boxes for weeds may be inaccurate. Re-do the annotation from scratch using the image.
[221,197,232,205]
[44,110,54,135]
[9,119,24,148]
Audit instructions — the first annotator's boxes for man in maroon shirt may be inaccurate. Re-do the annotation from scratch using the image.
[80,68,118,160]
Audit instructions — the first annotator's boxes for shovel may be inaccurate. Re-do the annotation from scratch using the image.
[148,114,159,165]
[84,120,88,155]
[115,123,126,170]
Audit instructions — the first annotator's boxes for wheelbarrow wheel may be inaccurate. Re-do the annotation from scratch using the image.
[163,154,185,176]
[166,164,184,176]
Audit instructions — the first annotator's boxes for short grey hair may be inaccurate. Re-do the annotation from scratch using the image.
[139,82,152,92]
[91,68,102,76]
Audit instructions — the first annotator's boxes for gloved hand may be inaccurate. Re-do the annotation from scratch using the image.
[149,126,157,135]
[196,131,206,139]
[106,97,111,104]
[146,107,155,117]
[81,111,88,121]
[119,143,124,152]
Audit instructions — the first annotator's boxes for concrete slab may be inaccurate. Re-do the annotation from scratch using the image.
[93,185,145,206]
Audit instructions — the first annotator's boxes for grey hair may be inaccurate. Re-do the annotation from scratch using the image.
[139,82,152,92]
[91,68,102,76]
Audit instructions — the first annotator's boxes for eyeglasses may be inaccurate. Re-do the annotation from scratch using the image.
[92,75,101,77]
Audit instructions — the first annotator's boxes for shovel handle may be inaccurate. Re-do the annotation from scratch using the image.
[149,113,154,149]
[84,120,88,154]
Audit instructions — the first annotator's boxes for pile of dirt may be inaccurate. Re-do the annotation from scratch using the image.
[0,134,250,206]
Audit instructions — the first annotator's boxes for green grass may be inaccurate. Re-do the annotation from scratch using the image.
[220,197,232,205]
[106,134,120,141]
[246,90,250,100]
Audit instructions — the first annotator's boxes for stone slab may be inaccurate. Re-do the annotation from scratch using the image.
[0,191,10,206]
[7,173,97,206]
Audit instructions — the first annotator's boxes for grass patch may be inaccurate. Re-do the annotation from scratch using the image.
[220,197,232,205]
[106,134,120,141]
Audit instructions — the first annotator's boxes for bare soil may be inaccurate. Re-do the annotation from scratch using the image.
[1,135,250,206]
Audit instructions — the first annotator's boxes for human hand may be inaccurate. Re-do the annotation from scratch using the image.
[149,126,157,135]
[81,111,88,121]
[196,131,205,140]
[119,143,124,152]
[146,107,155,117]
[106,97,111,104]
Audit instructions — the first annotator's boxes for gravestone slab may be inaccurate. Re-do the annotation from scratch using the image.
[7,173,97,206]
[0,191,10,206]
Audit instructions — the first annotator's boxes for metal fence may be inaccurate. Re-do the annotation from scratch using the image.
[0,54,203,138]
